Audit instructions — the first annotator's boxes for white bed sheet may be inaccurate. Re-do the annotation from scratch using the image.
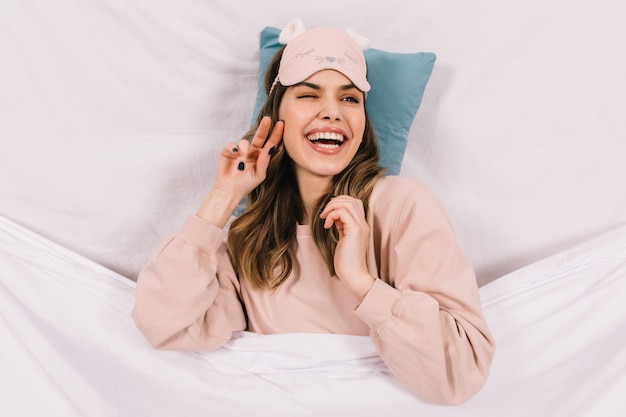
[1,215,625,416]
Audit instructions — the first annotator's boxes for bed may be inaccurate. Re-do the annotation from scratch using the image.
[2,213,625,416]
[1,0,625,416]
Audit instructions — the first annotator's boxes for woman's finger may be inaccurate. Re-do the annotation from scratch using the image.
[322,209,345,230]
[322,204,358,231]
[264,120,284,150]
[254,121,284,177]
[321,196,364,221]
[221,141,241,158]
[249,116,273,149]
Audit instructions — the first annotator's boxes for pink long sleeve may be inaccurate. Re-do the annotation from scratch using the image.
[131,176,494,404]
[354,177,495,405]
[132,215,246,350]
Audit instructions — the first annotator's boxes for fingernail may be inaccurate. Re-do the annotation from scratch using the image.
[237,162,245,171]
[269,146,275,155]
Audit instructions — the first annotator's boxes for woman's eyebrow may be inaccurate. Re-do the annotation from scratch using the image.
[293,81,358,90]
[293,81,321,90]
[340,83,358,91]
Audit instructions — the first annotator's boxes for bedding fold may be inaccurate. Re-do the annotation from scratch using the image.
[1,214,625,416]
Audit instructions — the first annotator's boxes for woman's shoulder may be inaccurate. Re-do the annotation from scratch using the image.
[368,175,454,241]
[370,175,445,217]
[371,175,429,202]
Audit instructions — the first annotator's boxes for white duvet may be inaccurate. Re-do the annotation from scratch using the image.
[1,214,625,416]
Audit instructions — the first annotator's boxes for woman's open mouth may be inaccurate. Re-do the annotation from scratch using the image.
[306,132,345,149]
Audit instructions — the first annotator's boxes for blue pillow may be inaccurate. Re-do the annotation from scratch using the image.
[252,26,436,175]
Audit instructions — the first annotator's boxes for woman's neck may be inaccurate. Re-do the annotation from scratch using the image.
[296,173,332,225]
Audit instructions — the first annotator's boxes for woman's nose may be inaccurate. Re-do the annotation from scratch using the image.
[319,99,341,121]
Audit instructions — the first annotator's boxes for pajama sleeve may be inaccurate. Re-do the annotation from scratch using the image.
[132,215,246,350]
[354,180,496,405]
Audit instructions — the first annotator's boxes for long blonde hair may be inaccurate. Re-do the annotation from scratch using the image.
[227,47,385,290]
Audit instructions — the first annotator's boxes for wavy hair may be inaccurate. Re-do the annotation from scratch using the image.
[227,46,385,290]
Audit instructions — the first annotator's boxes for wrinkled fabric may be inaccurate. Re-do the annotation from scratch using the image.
[2,215,626,416]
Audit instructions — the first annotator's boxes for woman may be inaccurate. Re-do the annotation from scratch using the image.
[133,21,495,405]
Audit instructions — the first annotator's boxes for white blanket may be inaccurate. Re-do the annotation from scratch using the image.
[1,215,625,416]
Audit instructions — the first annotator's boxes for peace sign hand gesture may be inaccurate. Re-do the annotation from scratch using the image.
[197,116,284,228]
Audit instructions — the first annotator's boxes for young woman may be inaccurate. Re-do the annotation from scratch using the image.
[133,21,495,405]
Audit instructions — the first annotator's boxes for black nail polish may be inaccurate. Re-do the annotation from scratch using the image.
[269,146,275,155]
[237,162,245,171]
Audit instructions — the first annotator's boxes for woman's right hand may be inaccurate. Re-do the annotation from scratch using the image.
[214,116,284,198]
[196,116,284,228]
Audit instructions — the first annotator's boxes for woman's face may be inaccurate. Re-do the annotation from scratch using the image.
[278,69,366,188]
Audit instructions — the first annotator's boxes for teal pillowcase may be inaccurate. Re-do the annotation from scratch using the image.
[252,26,436,175]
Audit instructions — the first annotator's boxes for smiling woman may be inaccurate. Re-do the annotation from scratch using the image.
[132,18,495,405]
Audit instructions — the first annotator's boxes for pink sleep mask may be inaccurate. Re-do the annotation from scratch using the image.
[272,19,371,93]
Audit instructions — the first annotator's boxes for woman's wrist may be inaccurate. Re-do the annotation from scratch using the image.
[344,272,376,305]
[196,188,243,228]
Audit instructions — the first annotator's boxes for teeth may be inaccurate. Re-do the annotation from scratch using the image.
[306,132,345,142]
[316,143,339,149]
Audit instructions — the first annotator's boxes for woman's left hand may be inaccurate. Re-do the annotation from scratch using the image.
[320,196,376,301]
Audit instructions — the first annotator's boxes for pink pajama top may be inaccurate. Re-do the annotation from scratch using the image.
[133,176,495,405]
